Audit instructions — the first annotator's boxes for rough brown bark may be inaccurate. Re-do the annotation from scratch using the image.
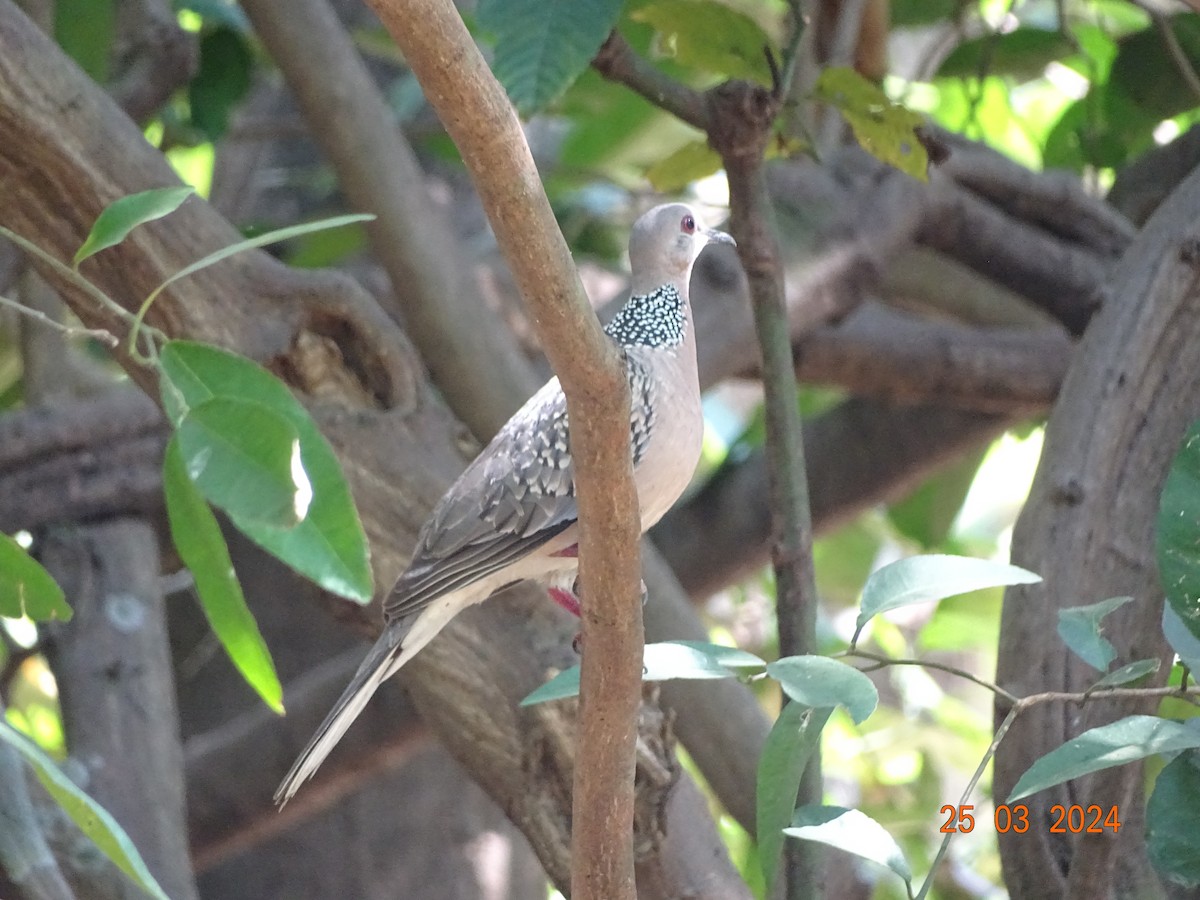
[994,156,1200,899]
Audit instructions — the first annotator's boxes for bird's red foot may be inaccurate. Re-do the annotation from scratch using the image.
[547,586,581,617]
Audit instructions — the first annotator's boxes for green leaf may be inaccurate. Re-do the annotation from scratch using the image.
[1106,15,1200,125]
[477,0,625,114]
[855,554,1041,643]
[757,704,831,895]
[177,397,309,528]
[766,656,878,724]
[1009,715,1200,802]
[164,436,283,713]
[1147,750,1200,886]
[1056,596,1134,671]
[815,67,929,182]
[520,640,762,706]
[645,139,723,192]
[0,534,71,622]
[1163,604,1200,673]
[0,721,170,900]
[937,28,1077,80]
[159,341,373,602]
[784,806,913,886]
[632,0,775,84]
[73,186,195,267]
[1158,422,1200,644]
[1090,658,1160,689]
[189,26,254,140]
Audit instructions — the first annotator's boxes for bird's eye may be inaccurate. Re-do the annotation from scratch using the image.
[681,214,696,234]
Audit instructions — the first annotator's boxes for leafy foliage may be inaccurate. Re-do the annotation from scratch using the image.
[159,341,374,602]
[73,186,195,266]
[0,534,71,622]
[477,0,625,114]
[1147,750,1200,887]
[630,0,775,85]
[816,68,929,182]
[163,437,284,713]
[0,722,170,900]
[1056,595,1134,670]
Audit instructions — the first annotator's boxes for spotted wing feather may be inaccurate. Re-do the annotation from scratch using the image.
[384,379,579,619]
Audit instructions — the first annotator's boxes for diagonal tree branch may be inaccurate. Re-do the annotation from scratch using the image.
[238,0,539,439]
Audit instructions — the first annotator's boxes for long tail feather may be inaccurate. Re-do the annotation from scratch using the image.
[273,596,465,807]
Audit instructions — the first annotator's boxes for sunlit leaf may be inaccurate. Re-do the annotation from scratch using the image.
[1057,596,1134,671]
[0,534,71,622]
[816,67,929,182]
[0,721,170,900]
[632,0,775,84]
[766,656,878,724]
[855,554,1040,642]
[177,397,309,528]
[1009,715,1200,802]
[757,703,831,895]
[1147,750,1200,886]
[164,437,283,713]
[73,186,195,266]
[785,806,912,886]
[477,0,625,114]
[159,341,373,602]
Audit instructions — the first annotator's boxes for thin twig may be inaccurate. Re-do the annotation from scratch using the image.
[843,648,1021,705]
[0,294,118,347]
[592,32,710,132]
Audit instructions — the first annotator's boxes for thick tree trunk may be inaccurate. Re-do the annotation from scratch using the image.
[996,162,1200,898]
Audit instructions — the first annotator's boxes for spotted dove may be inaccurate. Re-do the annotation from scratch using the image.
[275,202,732,805]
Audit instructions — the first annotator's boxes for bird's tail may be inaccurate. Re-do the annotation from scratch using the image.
[274,598,462,807]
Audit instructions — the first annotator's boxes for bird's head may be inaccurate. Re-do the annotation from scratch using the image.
[628,202,734,296]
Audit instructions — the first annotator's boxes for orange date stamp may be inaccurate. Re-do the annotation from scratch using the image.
[939,804,1122,834]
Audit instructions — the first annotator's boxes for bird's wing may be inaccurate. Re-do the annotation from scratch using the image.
[384,378,580,619]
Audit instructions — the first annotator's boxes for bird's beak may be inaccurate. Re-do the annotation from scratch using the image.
[705,229,736,247]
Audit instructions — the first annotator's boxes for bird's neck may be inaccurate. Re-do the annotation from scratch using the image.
[604,280,689,349]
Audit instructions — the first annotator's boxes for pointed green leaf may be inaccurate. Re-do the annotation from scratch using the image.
[0,721,170,900]
[631,0,775,84]
[1057,596,1134,671]
[520,640,762,706]
[177,397,309,528]
[189,27,253,140]
[645,139,723,193]
[855,554,1041,642]
[164,437,283,713]
[477,0,625,114]
[1009,715,1200,802]
[785,806,912,886]
[73,186,195,266]
[1147,750,1200,887]
[159,341,373,602]
[1158,422,1200,643]
[757,703,831,895]
[1090,658,1160,690]
[816,67,929,182]
[0,533,71,623]
[1163,604,1200,673]
[766,656,878,724]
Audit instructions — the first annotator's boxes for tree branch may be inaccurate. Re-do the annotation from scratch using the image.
[239,0,539,438]
[326,2,644,896]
